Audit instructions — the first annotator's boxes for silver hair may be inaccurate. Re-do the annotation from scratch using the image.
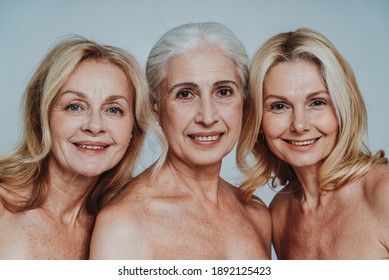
[146,22,249,102]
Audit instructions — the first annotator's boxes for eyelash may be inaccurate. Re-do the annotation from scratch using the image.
[269,99,328,112]
[217,88,233,97]
[176,90,194,99]
[106,106,124,115]
[65,103,84,112]
[270,102,289,111]
[64,103,124,115]
[310,99,327,107]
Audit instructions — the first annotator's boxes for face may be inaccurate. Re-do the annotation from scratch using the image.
[156,49,244,168]
[50,60,134,178]
[262,60,338,172]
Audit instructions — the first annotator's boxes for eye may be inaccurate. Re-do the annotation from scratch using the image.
[218,88,233,97]
[66,103,82,112]
[270,102,288,111]
[310,99,327,107]
[177,90,193,99]
[107,107,123,115]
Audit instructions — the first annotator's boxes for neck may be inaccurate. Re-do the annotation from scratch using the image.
[160,155,223,207]
[41,160,97,225]
[293,165,329,211]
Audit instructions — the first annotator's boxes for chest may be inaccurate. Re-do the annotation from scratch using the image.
[279,204,381,259]
[144,206,267,259]
[0,213,93,259]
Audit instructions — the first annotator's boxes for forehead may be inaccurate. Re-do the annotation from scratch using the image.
[164,49,241,86]
[264,61,325,93]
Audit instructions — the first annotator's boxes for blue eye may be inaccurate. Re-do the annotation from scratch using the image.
[67,104,81,111]
[108,107,123,115]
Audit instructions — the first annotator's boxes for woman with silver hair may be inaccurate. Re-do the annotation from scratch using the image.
[90,22,271,259]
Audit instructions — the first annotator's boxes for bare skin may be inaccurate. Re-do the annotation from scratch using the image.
[90,162,271,260]
[270,164,389,259]
[0,166,95,259]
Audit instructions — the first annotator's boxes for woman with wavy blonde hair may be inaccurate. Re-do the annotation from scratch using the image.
[0,37,150,259]
[240,28,389,259]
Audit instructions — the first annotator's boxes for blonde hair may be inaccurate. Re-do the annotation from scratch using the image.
[0,37,151,215]
[145,22,249,175]
[239,28,387,198]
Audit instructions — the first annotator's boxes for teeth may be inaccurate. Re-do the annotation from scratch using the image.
[194,135,220,142]
[290,139,316,146]
[78,144,105,150]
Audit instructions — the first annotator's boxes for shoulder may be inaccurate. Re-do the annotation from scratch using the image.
[269,184,294,215]
[89,198,149,259]
[238,190,272,239]
[363,163,389,213]
[89,175,153,259]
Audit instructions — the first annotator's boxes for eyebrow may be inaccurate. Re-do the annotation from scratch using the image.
[264,90,329,102]
[168,80,240,94]
[60,90,130,103]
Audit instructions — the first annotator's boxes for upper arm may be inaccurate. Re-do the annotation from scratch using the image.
[89,205,149,260]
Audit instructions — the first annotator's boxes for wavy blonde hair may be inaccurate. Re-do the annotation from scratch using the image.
[0,37,151,215]
[239,28,387,199]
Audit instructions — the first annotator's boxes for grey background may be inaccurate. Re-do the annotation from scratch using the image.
[1,0,388,211]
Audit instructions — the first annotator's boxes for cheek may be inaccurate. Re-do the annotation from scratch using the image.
[50,114,79,141]
[112,117,135,144]
[318,111,339,136]
[262,113,285,138]
[162,105,191,133]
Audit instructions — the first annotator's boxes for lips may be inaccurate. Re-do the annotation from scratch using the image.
[189,133,223,142]
[284,137,320,146]
[73,142,110,150]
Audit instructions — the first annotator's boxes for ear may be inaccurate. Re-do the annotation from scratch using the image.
[153,102,161,125]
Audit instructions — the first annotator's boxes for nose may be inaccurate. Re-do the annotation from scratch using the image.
[81,110,105,135]
[195,96,219,126]
[290,107,310,133]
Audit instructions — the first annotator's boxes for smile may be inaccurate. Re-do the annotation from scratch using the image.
[75,144,108,150]
[286,138,320,146]
[190,134,222,142]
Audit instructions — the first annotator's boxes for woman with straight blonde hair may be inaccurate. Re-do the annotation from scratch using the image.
[240,28,389,259]
[0,37,150,259]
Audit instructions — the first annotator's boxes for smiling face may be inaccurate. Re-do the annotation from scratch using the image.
[50,60,134,178]
[155,49,244,169]
[262,60,338,172]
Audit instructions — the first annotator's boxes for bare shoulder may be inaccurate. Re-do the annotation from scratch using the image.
[89,175,152,259]
[364,163,389,212]
[269,184,293,215]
